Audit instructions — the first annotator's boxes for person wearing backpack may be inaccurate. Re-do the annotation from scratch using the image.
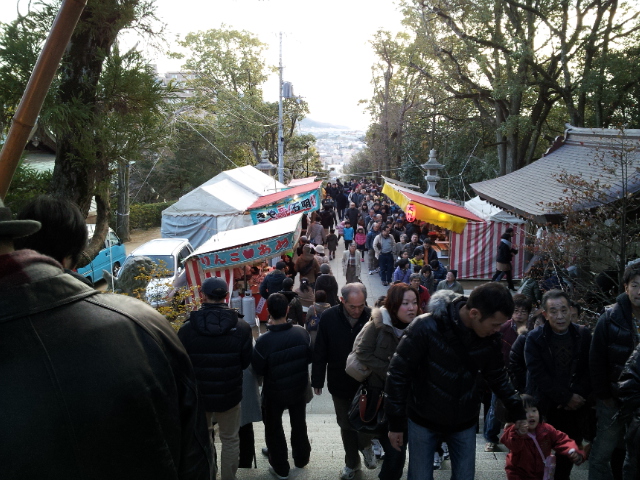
[306,290,331,348]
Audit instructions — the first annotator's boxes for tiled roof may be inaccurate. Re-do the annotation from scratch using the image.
[471,126,640,223]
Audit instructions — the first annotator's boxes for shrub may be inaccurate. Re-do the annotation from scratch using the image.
[129,201,174,229]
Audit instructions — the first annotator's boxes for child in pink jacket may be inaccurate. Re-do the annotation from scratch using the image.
[501,395,584,480]
[354,227,367,261]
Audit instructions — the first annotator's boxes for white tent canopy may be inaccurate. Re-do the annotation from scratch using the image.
[161,166,286,248]
[464,196,526,224]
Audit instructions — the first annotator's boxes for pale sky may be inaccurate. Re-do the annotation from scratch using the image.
[2,0,406,131]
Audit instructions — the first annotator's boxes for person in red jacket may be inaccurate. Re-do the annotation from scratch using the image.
[501,395,584,480]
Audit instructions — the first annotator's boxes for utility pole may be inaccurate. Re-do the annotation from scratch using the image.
[277,32,284,183]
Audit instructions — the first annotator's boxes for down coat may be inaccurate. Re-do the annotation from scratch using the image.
[384,290,525,433]
[590,293,640,400]
[178,303,253,412]
[252,322,312,405]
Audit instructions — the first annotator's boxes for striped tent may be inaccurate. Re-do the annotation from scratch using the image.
[449,197,526,280]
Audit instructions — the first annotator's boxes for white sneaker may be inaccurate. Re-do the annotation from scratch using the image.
[361,445,377,469]
[368,270,374,275]
[371,439,383,458]
[340,465,361,479]
[442,442,450,460]
[433,452,442,470]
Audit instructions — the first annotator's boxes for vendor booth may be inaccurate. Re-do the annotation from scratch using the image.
[183,214,303,324]
[449,197,526,280]
[161,166,286,248]
[247,181,322,224]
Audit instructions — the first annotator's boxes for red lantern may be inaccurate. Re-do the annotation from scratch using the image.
[405,203,416,223]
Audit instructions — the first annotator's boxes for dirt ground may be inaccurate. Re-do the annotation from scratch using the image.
[126,227,162,253]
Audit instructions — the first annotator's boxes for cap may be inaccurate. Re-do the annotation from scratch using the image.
[201,277,228,297]
[0,198,41,239]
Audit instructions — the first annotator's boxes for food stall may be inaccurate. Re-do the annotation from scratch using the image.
[183,214,303,324]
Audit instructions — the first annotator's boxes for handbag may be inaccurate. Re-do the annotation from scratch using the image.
[345,350,371,383]
[528,433,556,480]
[347,382,388,435]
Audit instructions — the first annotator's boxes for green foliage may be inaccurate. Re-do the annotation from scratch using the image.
[128,202,174,230]
[4,162,52,214]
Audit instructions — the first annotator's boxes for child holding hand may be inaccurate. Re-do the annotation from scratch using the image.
[501,395,584,480]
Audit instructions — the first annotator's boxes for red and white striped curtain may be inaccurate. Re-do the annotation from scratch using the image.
[450,222,525,280]
[184,258,234,305]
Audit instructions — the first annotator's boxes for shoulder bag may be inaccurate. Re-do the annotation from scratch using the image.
[347,381,387,435]
[528,433,556,480]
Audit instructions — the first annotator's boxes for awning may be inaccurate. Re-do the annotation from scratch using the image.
[288,176,317,186]
[382,180,482,233]
[247,181,322,224]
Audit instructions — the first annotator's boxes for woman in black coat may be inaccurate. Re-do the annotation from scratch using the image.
[491,231,518,291]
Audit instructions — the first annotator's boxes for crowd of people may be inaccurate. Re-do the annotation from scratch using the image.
[4,181,640,480]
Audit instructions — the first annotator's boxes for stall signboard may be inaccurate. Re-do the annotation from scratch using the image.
[249,189,320,224]
[195,232,296,271]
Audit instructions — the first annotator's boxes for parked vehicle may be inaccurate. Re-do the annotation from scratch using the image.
[118,238,194,307]
[76,225,127,283]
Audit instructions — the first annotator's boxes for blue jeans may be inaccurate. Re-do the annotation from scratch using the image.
[483,393,501,444]
[589,399,626,480]
[378,252,394,283]
[407,419,476,480]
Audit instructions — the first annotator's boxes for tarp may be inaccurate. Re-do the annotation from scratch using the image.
[288,177,317,186]
[449,197,525,280]
[247,181,322,224]
[161,166,286,248]
[184,214,303,301]
[382,179,482,233]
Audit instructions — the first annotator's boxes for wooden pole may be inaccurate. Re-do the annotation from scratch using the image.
[0,0,87,200]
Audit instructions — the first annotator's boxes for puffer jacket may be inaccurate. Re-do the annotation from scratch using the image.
[178,303,253,412]
[312,303,371,399]
[259,269,287,299]
[385,290,525,433]
[252,323,312,405]
[0,250,210,479]
[590,293,640,400]
[355,308,403,389]
[525,321,591,414]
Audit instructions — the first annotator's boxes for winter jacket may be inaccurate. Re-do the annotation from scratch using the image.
[343,226,354,241]
[178,303,253,412]
[500,319,520,366]
[315,273,339,307]
[312,303,372,399]
[373,233,396,258]
[509,331,530,393]
[294,253,320,284]
[392,267,411,284]
[436,280,464,295]
[279,290,305,326]
[619,344,640,478]
[335,192,349,210]
[252,322,312,405]
[524,321,591,414]
[0,250,210,480]
[432,262,448,282]
[320,209,335,230]
[342,249,362,279]
[365,229,379,250]
[259,269,287,299]
[345,208,360,229]
[326,233,338,251]
[425,246,439,265]
[385,290,525,433]
[354,308,404,389]
[307,222,326,245]
[501,423,584,480]
[403,241,422,259]
[496,239,518,264]
[590,293,640,400]
[355,231,367,246]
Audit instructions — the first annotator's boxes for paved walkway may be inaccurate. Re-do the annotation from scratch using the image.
[232,238,589,480]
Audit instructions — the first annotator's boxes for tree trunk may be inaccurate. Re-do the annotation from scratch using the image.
[116,160,130,242]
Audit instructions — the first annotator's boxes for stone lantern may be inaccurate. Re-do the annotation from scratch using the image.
[422,149,444,197]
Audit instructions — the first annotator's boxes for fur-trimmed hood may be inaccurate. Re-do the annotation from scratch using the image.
[371,306,394,330]
[427,289,465,319]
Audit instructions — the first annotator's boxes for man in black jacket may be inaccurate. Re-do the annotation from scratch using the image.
[178,277,253,480]
[312,283,376,479]
[252,293,312,479]
[590,263,640,480]
[525,289,591,480]
[385,284,525,479]
[259,261,288,299]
